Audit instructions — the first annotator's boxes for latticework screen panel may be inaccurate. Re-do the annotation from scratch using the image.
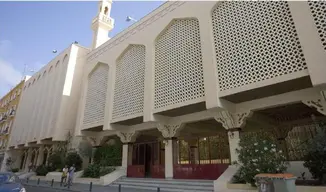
[83,64,109,126]
[112,45,145,120]
[308,1,326,51]
[154,19,205,110]
[212,2,308,91]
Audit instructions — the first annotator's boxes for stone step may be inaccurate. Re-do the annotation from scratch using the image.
[110,183,214,192]
[118,177,214,186]
[110,177,214,192]
[112,181,214,190]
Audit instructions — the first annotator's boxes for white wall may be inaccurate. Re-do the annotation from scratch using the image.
[9,44,89,147]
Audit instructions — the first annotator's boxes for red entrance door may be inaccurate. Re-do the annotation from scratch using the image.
[127,141,165,178]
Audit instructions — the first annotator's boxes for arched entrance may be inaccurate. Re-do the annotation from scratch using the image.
[127,129,165,178]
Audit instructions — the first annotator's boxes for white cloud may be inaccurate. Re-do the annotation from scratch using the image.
[0,40,22,97]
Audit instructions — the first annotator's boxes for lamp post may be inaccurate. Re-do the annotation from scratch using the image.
[126,16,137,22]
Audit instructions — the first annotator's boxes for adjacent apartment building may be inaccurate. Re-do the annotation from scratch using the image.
[0,80,25,168]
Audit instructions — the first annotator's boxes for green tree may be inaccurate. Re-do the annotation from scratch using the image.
[303,126,326,184]
[93,141,122,166]
[235,132,288,186]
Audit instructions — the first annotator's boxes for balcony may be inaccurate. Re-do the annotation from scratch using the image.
[92,13,114,29]
[9,109,15,117]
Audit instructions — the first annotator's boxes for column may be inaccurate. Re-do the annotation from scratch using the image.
[157,123,184,179]
[36,146,44,166]
[117,131,138,171]
[227,129,241,163]
[1,151,10,172]
[24,149,32,172]
[215,111,252,163]
[121,144,128,169]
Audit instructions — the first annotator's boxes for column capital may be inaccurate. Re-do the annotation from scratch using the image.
[302,97,326,116]
[117,131,138,143]
[214,111,253,129]
[157,123,184,138]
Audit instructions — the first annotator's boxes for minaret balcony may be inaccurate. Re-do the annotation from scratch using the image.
[92,13,114,29]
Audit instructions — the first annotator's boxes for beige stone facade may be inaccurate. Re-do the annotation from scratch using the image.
[3,1,326,190]
[75,0,326,188]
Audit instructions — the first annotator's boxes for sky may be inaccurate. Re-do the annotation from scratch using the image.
[0,1,165,97]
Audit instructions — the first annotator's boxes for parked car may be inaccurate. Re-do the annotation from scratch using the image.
[0,172,26,192]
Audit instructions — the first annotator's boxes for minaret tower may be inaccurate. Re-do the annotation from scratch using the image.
[91,0,114,49]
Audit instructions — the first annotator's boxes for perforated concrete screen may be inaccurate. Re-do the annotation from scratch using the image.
[83,64,109,126]
[212,2,307,92]
[112,45,145,120]
[154,19,204,110]
[308,1,326,51]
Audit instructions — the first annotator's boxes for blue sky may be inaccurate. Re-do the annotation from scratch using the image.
[0,1,164,97]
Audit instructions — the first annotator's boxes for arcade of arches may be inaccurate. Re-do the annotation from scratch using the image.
[6,102,325,179]
[114,102,326,180]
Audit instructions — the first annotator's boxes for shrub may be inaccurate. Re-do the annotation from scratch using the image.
[235,132,288,186]
[48,152,65,171]
[99,167,115,177]
[11,168,19,173]
[93,143,122,167]
[303,128,326,184]
[65,152,83,171]
[83,164,100,178]
[230,167,246,184]
[35,165,49,176]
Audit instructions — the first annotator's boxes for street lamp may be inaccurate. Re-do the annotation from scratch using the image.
[126,16,137,22]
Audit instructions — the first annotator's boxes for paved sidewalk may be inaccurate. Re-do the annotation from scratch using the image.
[23,179,154,192]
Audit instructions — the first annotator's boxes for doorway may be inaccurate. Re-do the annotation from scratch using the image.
[128,141,165,178]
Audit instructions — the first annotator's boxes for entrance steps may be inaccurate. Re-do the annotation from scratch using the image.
[110,177,214,192]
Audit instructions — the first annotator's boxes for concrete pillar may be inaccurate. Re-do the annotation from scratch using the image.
[164,139,173,178]
[157,123,184,179]
[127,143,133,166]
[117,131,139,173]
[14,151,23,170]
[1,151,10,171]
[122,144,128,169]
[228,129,241,163]
[24,150,32,172]
[36,146,44,166]
[215,111,252,164]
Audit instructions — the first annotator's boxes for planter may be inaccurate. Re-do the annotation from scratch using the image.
[227,182,256,190]
[297,186,326,192]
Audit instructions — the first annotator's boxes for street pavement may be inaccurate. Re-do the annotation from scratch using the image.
[23,179,154,192]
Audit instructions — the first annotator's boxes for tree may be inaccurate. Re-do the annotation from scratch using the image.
[235,132,288,186]
[65,152,83,171]
[303,126,326,184]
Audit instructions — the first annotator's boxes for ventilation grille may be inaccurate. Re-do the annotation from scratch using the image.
[308,1,326,51]
[212,2,307,91]
[83,64,109,126]
[154,19,205,110]
[112,45,146,120]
